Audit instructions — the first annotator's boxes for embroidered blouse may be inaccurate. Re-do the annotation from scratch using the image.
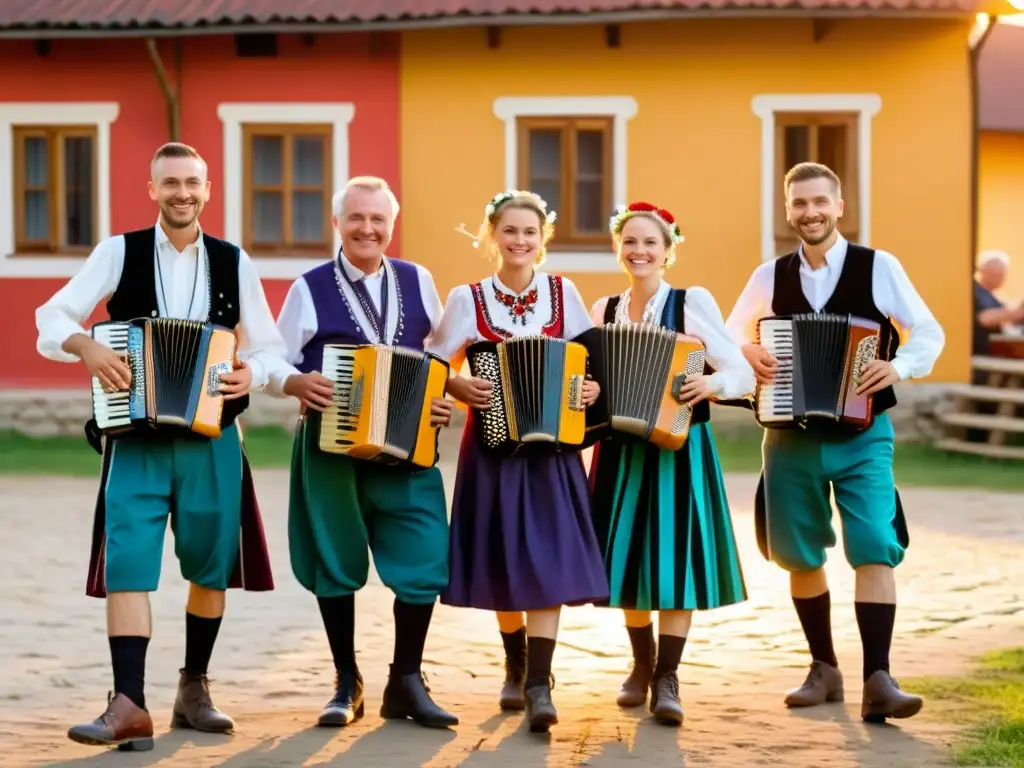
[590,280,756,401]
[426,271,594,363]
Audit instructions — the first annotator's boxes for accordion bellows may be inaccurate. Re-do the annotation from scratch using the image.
[755,312,881,429]
[91,318,235,438]
[319,344,450,469]
[579,323,707,451]
[466,336,588,456]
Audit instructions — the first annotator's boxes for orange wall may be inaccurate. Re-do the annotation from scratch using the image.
[978,130,1024,305]
[0,34,400,387]
[401,18,976,382]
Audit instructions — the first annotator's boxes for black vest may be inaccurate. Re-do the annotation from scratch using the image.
[604,289,711,425]
[86,227,248,450]
[771,243,899,418]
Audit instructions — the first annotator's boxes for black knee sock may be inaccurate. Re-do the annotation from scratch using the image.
[501,626,527,666]
[110,636,149,710]
[793,592,838,667]
[654,635,687,677]
[392,599,434,675]
[525,636,556,689]
[855,601,896,681]
[626,623,656,670]
[317,595,357,673]
[183,613,222,677]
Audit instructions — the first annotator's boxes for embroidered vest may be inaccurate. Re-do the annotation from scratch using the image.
[297,258,433,373]
[771,243,899,419]
[604,289,711,425]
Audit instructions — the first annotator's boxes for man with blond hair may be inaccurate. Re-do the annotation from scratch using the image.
[266,176,458,729]
[726,162,945,724]
[35,142,283,751]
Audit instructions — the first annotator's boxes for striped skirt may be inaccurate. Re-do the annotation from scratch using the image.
[588,422,747,612]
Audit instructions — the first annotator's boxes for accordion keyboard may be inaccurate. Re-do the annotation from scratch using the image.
[756,318,795,423]
[91,322,134,429]
[322,346,360,448]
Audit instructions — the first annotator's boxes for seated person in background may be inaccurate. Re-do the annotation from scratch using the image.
[973,251,1024,360]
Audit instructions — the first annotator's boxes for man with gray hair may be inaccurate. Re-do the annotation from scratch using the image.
[265,176,458,729]
[974,250,1024,356]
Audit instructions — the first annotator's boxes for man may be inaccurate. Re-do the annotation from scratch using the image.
[725,162,945,723]
[35,142,284,751]
[973,250,1023,357]
[266,176,458,729]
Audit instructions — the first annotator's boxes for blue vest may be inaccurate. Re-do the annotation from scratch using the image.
[297,257,433,373]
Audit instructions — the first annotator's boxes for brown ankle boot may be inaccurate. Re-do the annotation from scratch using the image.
[67,692,154,751]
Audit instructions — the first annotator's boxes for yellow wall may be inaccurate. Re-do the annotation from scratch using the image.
[978,130,1024,305]
[400,18,975,382]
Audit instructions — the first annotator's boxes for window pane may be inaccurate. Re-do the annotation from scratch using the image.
[529,129,561,180]
[292,191,324,243]
[252,191,283,243]
[576,130,604,177]
[25,137,48,187]
[293,136,325,187]
[24,191,49,240]
[783,126,810,169]
[817,125,848,178]
[575,180,604,233]
[64,136,94,246]
[251,136,283,186]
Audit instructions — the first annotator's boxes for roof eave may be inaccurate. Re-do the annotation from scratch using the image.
[0,7,982,39]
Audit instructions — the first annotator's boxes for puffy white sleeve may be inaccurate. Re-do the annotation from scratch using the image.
[424,285,478,364]
[590,296,610,326]
[561,277,596,339]
[684,286,756,400]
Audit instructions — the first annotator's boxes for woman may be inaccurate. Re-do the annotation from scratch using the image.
[588,202,754,725]
[427,190,609,732]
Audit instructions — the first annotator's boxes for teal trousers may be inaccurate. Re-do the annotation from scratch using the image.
[761,414,905,572]
[104,423,243,592]
[288,415,449,604]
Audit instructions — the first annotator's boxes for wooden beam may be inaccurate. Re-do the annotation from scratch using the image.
[145,38,180,142]
[605,24,621,48]
[486,26,501,49]
[811,19,836,42]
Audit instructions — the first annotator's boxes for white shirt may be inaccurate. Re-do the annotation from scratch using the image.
[265,253,444,396]
[725,235,945,381]
[34,220,288,390]
[591,281,756,400]
[426,271,593,361]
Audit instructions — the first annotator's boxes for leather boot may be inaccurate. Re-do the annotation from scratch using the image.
[380,665,459,728]
[618,625,656,707]
[67,692,154,751]
[650,672,684,725]
[170,669,235,733]
[861,670,923,723]
[784,660,845,707]
[524,676,558,733]
[499,653,527,711]
[318,668,365,727]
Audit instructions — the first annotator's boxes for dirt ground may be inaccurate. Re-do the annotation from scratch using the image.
[1,431,1022,767]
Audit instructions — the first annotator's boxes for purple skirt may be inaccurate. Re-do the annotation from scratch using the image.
[441,416,610,612]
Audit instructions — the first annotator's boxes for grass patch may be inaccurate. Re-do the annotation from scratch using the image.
[0,428,1020,492]
[906,648,1024,766]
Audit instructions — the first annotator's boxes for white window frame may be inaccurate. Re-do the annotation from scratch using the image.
[751,94,882,262]
[217,102,356,280]
[0,102,119,278]
[493,96,638,273]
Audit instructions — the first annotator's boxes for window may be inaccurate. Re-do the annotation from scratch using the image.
[516,117,612,249]
[12,126,96,253]
[774,112,859,255]
[242,124,332,254]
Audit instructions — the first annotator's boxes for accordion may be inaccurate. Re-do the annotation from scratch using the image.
[318,344,450,469]
[755,312,881,429]
[465,336,588,456]
[91,318,236,439]
[578,323,707,451]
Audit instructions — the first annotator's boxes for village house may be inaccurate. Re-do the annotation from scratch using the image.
[0,0,1019,432]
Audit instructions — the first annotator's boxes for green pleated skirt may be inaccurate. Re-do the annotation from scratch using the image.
[588,422,747,611]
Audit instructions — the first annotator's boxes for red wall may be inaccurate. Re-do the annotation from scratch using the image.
[0,33,400,387]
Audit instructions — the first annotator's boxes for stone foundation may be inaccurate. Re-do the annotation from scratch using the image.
[0,382,954,441]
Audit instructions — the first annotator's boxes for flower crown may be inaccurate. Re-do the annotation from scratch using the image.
[455,190,558,248]
[609,202,684,246]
